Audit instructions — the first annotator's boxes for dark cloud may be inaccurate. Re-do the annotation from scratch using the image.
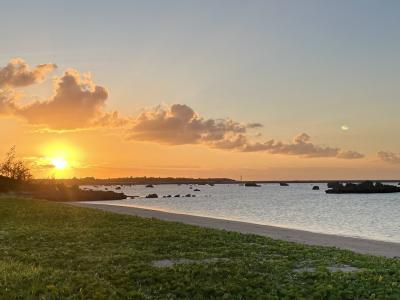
[0,58,56,88]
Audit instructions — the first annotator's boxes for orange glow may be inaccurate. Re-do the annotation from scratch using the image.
[33,141,83,178]
[51,157,68,170]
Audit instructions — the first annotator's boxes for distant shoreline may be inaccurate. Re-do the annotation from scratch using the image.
[35,177,400,186]
[70,202,400,258]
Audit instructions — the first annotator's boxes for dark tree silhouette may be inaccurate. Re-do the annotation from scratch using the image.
[0,146,32,181]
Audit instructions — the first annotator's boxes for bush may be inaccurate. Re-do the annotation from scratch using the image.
[0,146,32,182]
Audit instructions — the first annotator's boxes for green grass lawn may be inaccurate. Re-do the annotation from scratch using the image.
[1,197,400,299]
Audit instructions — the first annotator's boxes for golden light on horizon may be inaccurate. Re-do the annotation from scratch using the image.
[35,141,84,178]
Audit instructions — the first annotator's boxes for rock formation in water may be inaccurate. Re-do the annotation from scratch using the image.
[245,182,261,187]
[326,181,400,194]
[145,193,158,198]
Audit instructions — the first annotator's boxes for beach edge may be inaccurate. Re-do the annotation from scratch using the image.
[68,202,400,258]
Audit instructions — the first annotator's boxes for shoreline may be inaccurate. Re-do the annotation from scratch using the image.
[70,202,400,258]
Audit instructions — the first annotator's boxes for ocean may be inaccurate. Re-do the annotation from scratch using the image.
[83,183,400,243]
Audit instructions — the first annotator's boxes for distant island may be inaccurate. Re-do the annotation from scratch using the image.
[32,177,400,186]
[33,177,237,186]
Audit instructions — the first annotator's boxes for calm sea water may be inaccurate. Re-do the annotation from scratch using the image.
[83,183,400,243]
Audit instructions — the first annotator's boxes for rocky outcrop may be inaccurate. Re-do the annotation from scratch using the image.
[145,193,158,198]
[326,181,400,194]
[245,182,261,187]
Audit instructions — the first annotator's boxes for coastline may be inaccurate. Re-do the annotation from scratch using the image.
[70,202,400,258]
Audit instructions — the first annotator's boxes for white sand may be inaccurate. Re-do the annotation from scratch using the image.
[69,202,400,258]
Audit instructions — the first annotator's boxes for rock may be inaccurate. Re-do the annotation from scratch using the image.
[194,189,200,192]
[327,181,342,189]
[312,186,320,190]
[245,182,261,187]
[185,194,191,197]
[115,186,122,190]
[145,184,154,188]
[279,182,289,186]
[145,193,158,198]
[326,181,400,194]
[174,194,180,197]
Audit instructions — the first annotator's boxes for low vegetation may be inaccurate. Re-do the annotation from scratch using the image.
[1,196,400,299]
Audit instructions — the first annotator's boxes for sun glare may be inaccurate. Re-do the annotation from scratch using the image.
[39,141,82,176]
[51,157,68,170]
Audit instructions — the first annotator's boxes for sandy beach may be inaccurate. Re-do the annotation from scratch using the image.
[70,202,400,258]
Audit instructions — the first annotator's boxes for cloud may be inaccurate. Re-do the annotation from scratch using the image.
[128,104,364,159]
[337,150,365,159]
[18,70,108,130]
[377,151,400,164]
[247,123,263,129]
[0,58,366,160]
[0,69,126,130]
[0,58,56,88]
[0,89,18,115]
[129,104,249,145]
[241,133,339,157]
[241,133,363,159]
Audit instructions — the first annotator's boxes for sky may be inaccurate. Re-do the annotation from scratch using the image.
[1,0,400,180]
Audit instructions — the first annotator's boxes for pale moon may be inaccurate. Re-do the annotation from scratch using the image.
[341,125,349,131]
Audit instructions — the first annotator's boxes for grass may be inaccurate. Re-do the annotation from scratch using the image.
[1,197,400,299]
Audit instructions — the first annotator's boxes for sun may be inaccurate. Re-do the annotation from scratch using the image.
[37,141,83,177]
[51,157,68,170]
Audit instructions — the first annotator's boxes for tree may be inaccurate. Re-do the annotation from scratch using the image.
[0,146,32,181]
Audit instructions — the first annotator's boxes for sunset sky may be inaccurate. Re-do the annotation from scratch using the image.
[1,0,400,180]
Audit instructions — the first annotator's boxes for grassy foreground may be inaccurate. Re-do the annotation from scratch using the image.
[1,197,400,299]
